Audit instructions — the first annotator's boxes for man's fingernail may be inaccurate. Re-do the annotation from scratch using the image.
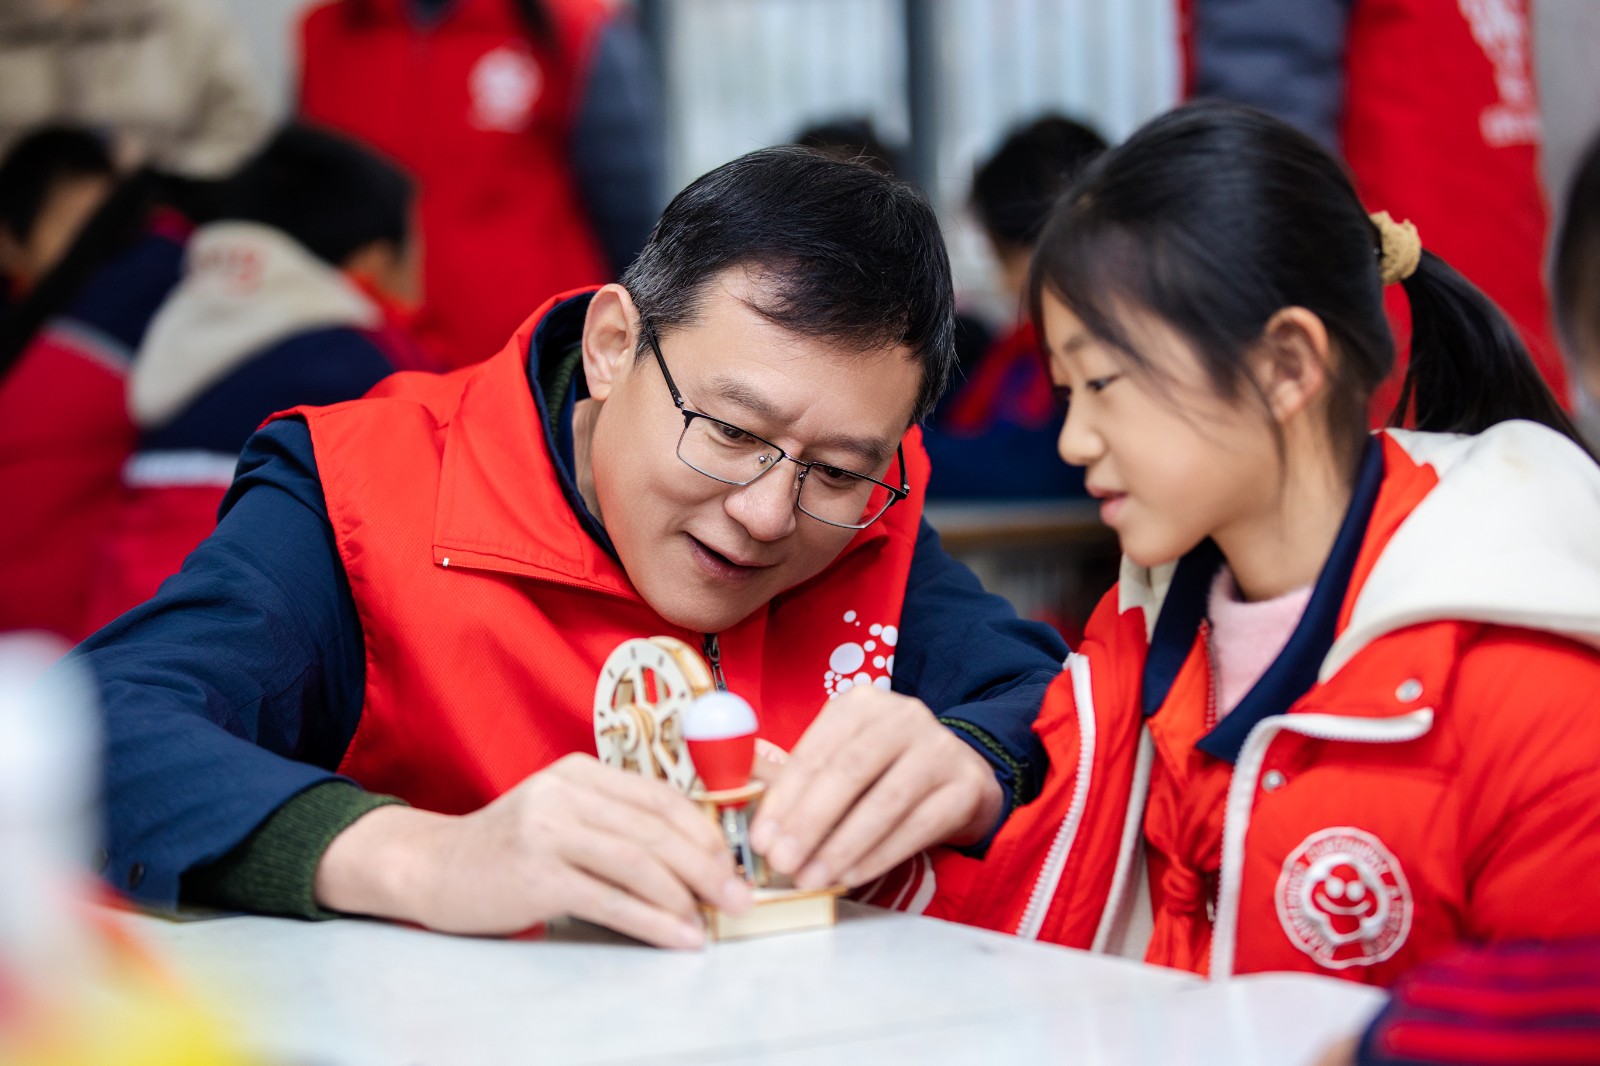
[749,821,776,853]
[675,919,705,950]
[769,836,802,873]
[721,877,753,914]
[796,860,830,891]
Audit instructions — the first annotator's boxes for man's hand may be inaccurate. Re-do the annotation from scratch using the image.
[748,687,1004,891]
[314,754,752,948]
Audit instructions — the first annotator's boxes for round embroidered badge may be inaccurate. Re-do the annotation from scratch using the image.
[1275,827,1412,970]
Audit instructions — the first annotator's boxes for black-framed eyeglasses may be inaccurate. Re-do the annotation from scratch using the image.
[646,330,909,530]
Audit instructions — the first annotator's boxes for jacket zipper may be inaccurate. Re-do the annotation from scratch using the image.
[702,633,728,692]
[1201,619,1218,923]
[1015,653,1097,940]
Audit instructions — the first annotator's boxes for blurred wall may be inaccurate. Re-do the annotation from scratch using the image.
[212,0,303,118]
[1537,0,1600,225]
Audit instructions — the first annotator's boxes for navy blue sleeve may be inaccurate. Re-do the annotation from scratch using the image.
[75,418,365,907]
[1190,0,1354,151]
[570,15,666,276]
[893,518,1068,830]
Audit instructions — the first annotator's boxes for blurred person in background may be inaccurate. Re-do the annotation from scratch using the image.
[793,116,995,385]
[0,127,190,641]
[794,116,909,178]
[1183,0,1569,416]
[922,115,1105,501]
[1555,127,1600,453]
[0,0,267,181]
[297,0,665,370]
[82,124,431,633]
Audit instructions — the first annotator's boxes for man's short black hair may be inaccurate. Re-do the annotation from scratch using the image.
[622,145,955,424]
[0,125,115,243]
[221,123,415,267]
[972,114,1107,250]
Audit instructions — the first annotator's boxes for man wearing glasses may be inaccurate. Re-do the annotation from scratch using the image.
[81,147,1069,947]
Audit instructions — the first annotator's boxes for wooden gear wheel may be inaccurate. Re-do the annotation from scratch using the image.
[593,636,713,794]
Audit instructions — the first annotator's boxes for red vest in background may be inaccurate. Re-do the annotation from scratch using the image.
[1342,0,1566,414]
[0,330,136,640]
[290,295,930,814]
[298,0,613,370]
[1180,0,1566,413]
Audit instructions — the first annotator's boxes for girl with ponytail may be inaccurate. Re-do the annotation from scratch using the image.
[910,101,1600,988]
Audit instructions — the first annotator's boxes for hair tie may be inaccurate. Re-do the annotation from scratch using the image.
[1370,210,1422,285]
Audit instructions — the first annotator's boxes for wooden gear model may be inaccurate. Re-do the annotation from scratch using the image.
[593,637,843,940]
[592,636,710,795]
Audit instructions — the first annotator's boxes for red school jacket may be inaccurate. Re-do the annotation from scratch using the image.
[908,423,1600,986]
[283,293,932,812]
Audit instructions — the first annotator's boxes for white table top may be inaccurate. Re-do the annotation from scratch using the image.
[127,902,1384,1065]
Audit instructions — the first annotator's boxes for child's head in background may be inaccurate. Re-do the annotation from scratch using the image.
[221,123,420,307]
[971,115,1105,309]
[0,126,116,292]
[1555,129,1600,451]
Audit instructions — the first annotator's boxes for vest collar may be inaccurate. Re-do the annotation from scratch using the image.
[431,291,635,596]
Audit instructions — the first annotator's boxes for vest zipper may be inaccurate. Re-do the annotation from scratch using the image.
[702,633,728,692]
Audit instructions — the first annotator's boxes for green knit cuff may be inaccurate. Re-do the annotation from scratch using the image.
[182,781,407,920]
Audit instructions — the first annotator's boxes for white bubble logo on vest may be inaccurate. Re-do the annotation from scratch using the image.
[823,611,897,698]
[1276,827,1412,970]
[468,45,543,132]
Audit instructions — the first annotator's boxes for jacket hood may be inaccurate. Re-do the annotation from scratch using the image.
[1118,422,1600,678]
[129,221,379,428]
[1323,421,1600,677]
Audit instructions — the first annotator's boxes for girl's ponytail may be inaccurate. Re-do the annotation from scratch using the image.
[1391,241,1589,452]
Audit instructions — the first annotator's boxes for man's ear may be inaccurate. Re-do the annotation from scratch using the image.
[1254,307,1331,423]
[581,284,641,402]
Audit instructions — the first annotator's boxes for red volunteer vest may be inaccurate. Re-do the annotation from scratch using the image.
[1179,0,1566,410]
[299,0,613,369]
[1340,0,1564,410]
[0,331,135,640]
[290,296,930,813]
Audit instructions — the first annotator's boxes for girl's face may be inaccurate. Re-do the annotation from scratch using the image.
[1042,291,1282,570]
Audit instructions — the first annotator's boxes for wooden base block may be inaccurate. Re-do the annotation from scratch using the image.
[703,885,845,941]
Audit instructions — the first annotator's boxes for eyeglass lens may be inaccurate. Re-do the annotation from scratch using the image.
[677,417,896,528]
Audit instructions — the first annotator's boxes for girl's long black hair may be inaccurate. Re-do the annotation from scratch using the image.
[1028,100,1586,469]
